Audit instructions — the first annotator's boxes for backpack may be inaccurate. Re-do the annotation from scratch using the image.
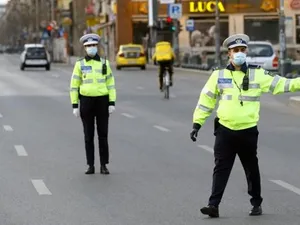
[155,42,172,61]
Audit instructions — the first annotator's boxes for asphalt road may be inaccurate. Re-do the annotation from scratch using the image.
[1,54,300,225]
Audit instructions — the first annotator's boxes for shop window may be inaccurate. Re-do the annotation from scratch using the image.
[296,15,300,44]
[244,16,279,44]
[188,17,229,47]
[132,22,149,45]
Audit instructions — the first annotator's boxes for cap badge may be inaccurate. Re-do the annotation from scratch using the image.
[88,38,93,42]
[235,38,243,44]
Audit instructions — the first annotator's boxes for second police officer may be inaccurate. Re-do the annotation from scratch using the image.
[190,34,300,217]
[70,33,116,175]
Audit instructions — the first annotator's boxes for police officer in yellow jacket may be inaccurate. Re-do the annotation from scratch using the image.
[190,34,300,217]
[70,33,116,175]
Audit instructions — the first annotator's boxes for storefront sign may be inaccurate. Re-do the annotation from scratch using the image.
[189,1,225,13]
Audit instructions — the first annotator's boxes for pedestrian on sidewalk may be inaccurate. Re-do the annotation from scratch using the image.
[190,33,300,217]
[69,33,116,175]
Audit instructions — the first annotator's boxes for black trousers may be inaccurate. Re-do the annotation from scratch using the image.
[158,60,173,87]
[80,95,109,166]
[208,123,263,207]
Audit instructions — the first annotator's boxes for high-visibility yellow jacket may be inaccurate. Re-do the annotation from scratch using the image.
[193,63,300,130]
[69,55,116,108]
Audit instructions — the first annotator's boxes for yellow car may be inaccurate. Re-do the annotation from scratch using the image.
[116,44,146,70]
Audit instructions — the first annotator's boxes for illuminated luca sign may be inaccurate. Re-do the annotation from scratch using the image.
[189,1,225,13]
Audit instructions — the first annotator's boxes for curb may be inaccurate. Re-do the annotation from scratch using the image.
[288,96,300,109]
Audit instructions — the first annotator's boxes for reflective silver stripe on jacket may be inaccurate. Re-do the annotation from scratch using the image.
[107,85,115,90]
[284,79,291,92]
[97,78,106,83]
[240,83,260,89]
[72,74,81,80]
[70,87,79,92]
[204,90,216,99]
[95,69,102,73]
[106,74,113,79]
[239,96,260,101]
[82,79,93,84]
[249,69,255,81]
[269,75,281,93]
[221,95,232,100]
[197,104,213,113]
[218,69,225,94]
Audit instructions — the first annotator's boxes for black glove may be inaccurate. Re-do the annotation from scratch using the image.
[190,123,201,142]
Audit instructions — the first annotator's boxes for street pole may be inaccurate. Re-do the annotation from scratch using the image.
[279,0,286,76]
[148,0,157,63]
[215,0,221,67]
[172,19,180,66]
[35,0,39,42]
[51,0,55,21]
[148,0,154,62]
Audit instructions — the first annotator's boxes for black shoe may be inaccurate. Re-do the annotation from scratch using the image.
[100,165,110,174]
[249,206,262,216]
[85,166,95,175]
[200,205,219,218]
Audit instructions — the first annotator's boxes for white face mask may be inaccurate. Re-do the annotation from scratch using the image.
[86,46,98,57]
[232,52,246,66]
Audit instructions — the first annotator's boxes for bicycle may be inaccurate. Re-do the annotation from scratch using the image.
[162,67,170,99]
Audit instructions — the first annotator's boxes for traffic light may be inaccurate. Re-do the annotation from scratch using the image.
[166,16,172,24]
[46,25,52,37]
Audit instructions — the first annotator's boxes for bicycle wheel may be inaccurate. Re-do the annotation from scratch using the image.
[165,85,169,99]
[164,72,170,99]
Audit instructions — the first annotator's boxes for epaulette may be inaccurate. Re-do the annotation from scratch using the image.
[248,64,261,69]
[212,66,223,71]
[76,57,84,61]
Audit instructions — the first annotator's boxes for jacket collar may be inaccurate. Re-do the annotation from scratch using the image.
[226,62,248,74]
[85,54,101,62]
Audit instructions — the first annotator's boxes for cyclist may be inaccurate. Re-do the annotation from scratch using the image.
[152,41,175,91]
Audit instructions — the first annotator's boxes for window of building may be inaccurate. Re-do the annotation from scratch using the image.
[295,15,300,44]
[188,16,229,47]
[244,16,279,44]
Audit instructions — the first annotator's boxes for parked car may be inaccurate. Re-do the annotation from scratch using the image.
[20,44,51,71]
[246,41,278,71]
[116,44,146,70]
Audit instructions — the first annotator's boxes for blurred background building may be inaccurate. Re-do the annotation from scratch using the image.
[1,0,300,64]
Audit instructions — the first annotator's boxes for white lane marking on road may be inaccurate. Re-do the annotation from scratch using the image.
[3,125,13,131]
[198,145,214,154]
[270,180,300,196]
[137,86,144,90]
[14,145,28,156]
[0,113,3,118]
[121,113,135,119]
[31,179,52,195]
[52,74,60,78]
[153,125,170,132]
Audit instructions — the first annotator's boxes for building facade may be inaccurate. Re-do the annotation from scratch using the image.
[114,0,300,60]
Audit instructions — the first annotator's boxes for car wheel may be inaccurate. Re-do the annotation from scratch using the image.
[116,66,121,70]
[46,64,50,71]
[141,66,146,70]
